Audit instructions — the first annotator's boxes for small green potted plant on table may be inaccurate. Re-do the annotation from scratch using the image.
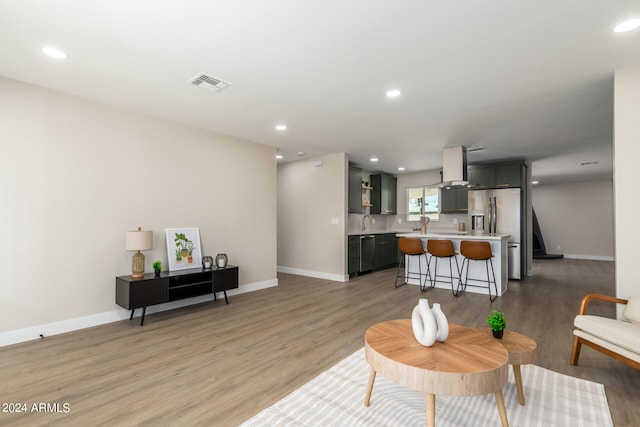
[152,260,162,276]
[487,310,507,339]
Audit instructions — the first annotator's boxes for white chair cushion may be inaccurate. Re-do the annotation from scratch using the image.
[621,296,640,325]
[574,314,640,355]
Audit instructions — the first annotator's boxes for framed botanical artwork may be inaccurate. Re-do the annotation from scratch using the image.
[165,228,203,271]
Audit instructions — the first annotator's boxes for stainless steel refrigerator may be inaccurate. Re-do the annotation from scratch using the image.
[468,188,522,280]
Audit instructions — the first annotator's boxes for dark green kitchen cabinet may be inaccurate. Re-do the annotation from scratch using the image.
[467,161,525,189]
[466,164,495,189]
[348,164,363,213]
[370,173,397,215]
[374,233,398,269]
[348,235,360,274]
[494,162,523,188]
[440,187,468,213]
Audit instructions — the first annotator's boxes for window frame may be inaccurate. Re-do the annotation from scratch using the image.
[407,185,440,222]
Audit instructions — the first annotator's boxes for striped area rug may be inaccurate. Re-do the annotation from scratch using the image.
[242,348,613,427]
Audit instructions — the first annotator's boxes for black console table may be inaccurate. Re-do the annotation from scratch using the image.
[115,266,239,326]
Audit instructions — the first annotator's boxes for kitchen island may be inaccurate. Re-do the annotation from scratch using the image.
[396,232,510,297]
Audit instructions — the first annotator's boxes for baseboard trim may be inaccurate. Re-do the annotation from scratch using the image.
[277,266,348,283]
[0,278,278,348]
[561,254,615,261]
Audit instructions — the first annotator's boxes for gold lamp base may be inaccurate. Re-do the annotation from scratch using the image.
[131,251,145,278]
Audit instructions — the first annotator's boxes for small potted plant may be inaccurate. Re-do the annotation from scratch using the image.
[152,261,162,276]
[487,310,507,339]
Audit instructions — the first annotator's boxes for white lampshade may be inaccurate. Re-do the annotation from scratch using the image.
[125,227,153,251]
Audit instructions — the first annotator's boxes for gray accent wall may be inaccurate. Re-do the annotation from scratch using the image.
[532,180,614,260]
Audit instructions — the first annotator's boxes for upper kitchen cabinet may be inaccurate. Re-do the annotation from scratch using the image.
[348,163,363,213]
[467,161,526,189]
[440,186,468,213]
[467,164,494,189]
[370,173,397,214]
[494,162,524,188]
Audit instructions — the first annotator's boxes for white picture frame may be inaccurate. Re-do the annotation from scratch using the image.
[165,227,203,271]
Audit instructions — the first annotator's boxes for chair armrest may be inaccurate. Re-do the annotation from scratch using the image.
[578,293,628,315]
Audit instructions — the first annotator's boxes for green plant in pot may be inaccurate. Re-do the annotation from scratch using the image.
[152,261,162,275]
[487,310,507,339]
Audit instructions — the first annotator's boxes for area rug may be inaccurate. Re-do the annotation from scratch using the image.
[241,348,613,427]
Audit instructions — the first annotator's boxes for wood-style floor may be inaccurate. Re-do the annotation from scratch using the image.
[1,259,638,426]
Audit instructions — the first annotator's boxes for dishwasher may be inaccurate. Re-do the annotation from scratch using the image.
[360,235,375,272]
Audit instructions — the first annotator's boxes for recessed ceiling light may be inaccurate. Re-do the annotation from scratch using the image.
[614,18,640,33]
[275,154,283,159]
[297,151,305,157]
[398,167,406,171]
[370,157,379,162]
[41,46,67,59]
[386,89,401,98]
[275,124,287,131]
[532,181,539,185]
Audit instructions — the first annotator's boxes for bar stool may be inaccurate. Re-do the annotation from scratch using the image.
[459,240,498,302]
[395,238,428,288]
[425,239,461,296]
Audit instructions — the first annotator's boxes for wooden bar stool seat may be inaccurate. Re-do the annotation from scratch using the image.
[395,238,428,288]
[425,239,461,296]
[459,240,498,302]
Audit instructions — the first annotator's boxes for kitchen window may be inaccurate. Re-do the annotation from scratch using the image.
[407,186,439,222]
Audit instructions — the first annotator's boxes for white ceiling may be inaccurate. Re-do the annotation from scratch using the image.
[2,1,639,184]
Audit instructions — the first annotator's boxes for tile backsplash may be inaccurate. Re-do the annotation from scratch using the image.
[348,213,467,235]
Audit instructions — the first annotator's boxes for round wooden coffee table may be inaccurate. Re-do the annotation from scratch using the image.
[478,328,537,405]
[364,319,510,427]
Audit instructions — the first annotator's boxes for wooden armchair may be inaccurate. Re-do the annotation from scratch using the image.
[570,293,640,370]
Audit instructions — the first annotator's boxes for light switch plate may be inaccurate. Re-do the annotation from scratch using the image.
[331,217,339,225]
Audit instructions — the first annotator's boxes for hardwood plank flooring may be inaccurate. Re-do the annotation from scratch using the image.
[0,259,637,426]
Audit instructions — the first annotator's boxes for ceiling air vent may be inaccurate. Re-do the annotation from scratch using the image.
[188,72,232,93]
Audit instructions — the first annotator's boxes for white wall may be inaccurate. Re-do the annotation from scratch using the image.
[614,67,640,306]
[0,78,277,339]
[277,153,347,281]
[532,180,614,260]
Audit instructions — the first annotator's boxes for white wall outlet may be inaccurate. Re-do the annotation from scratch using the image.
[331,217,339,225]
[453,218,458,224]
[556,245,561,250]
[371,218,375,224]
[398,218,402,224]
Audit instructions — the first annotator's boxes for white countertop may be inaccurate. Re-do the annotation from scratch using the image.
[395,232,510,241]
[348,230,408,236]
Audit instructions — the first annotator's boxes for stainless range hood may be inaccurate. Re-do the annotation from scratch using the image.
[440,146,469,187]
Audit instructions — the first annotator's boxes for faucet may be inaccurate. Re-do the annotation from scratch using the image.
[362,214,372,232]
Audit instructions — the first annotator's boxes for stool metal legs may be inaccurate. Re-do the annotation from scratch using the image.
[425,255,461,296]
[459,257,498,302]
[395,252,429,288]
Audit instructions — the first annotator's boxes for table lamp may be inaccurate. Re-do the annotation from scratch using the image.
[125,226,153,278]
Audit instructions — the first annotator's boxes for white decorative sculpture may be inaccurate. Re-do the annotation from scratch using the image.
[432,303,449,342]
[411,299,449,347]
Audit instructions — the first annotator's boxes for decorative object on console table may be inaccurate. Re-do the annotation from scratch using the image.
[487,310,507,339]
[202,256,213,269]
[152,260,162,276]
[165,228,202,271]
[125,226,153,278]
[216,253,228,268]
